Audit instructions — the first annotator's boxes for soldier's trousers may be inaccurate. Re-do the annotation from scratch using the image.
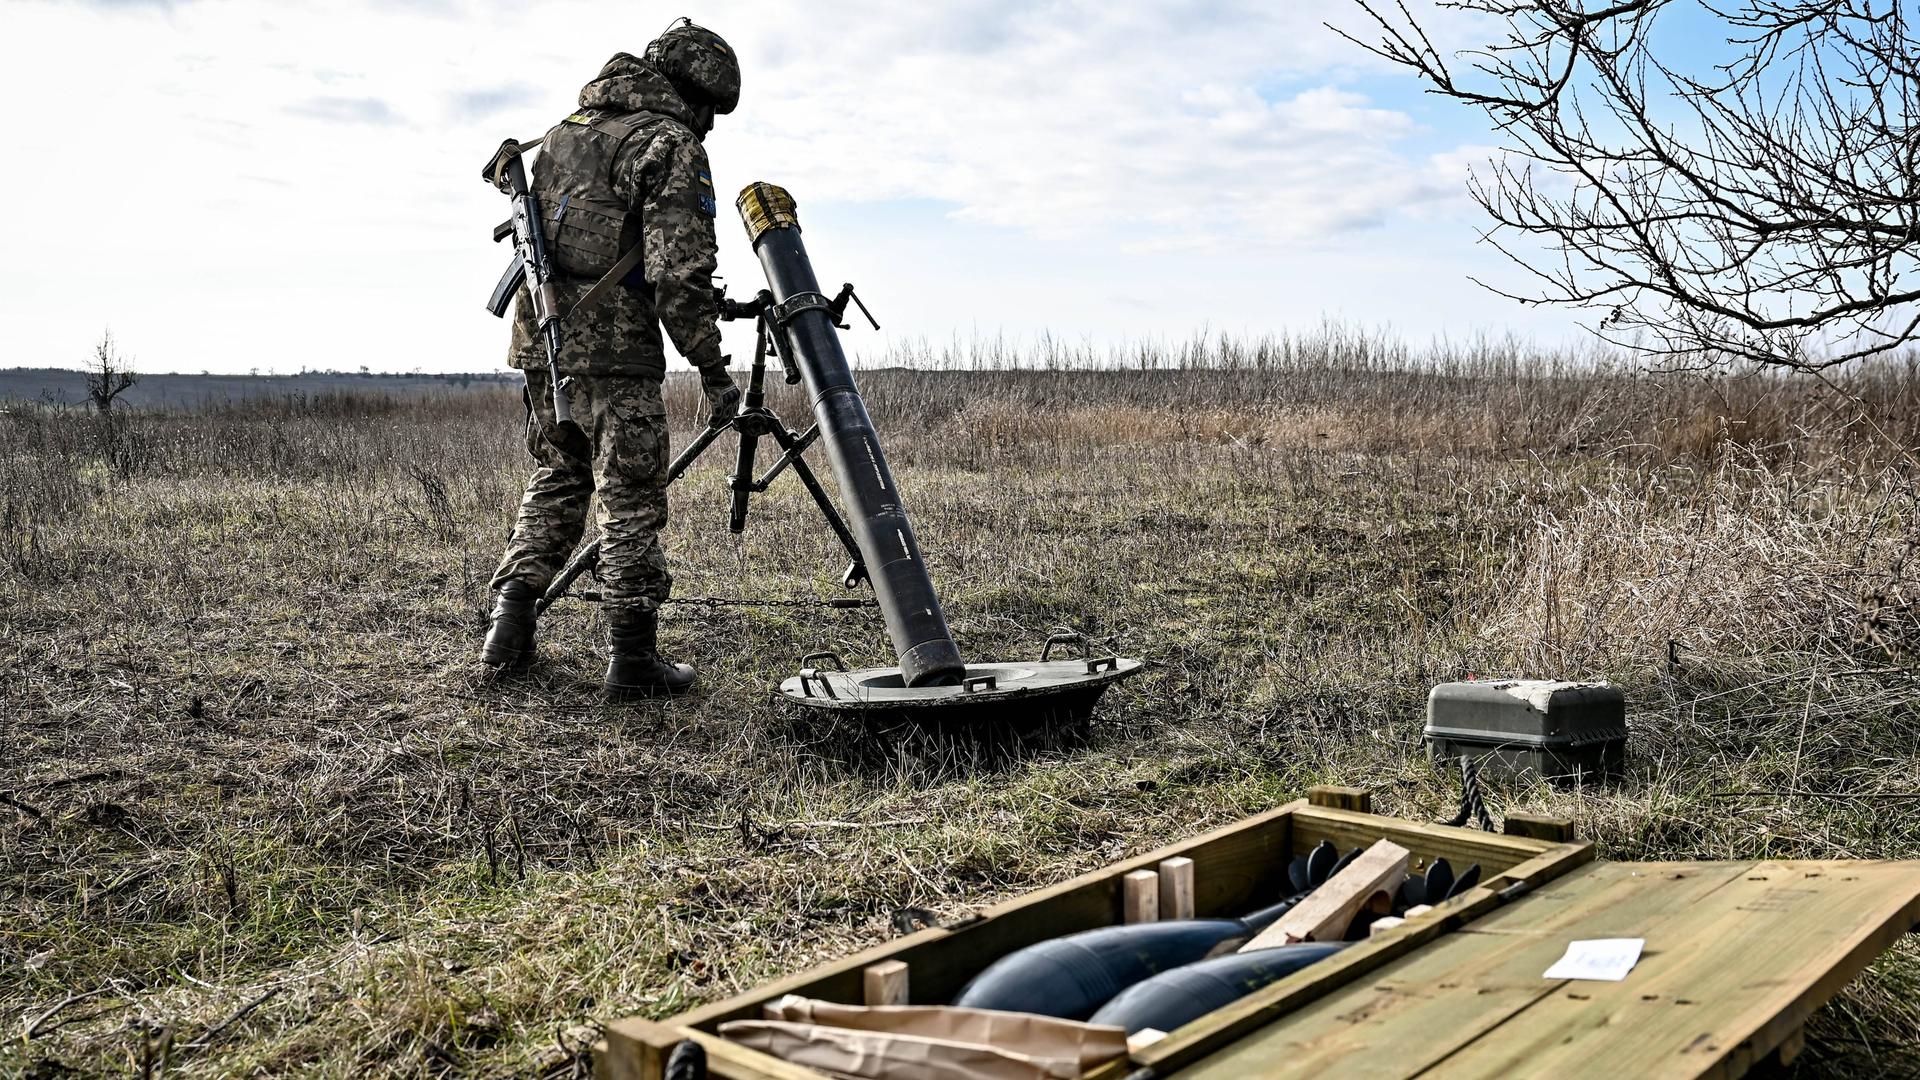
[490,367,673,610]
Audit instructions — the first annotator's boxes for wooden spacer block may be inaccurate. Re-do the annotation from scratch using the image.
[862,960,909,1006]
[1368,916,1406,936]
[1241,838,1409,950]
[1773,1024,1806,1067]
[1158,857,1196,920]
[1504,812,1577,843]
[1306,785,1372,813]
[1402,904,1434,919]
[1123,869,1160,923]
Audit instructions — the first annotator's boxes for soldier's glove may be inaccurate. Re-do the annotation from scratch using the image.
[701,364,740,428]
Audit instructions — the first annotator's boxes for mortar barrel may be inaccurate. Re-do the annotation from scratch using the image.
[734,182,965,688]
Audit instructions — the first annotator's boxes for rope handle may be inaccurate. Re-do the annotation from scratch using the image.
[1442,754,1496,831]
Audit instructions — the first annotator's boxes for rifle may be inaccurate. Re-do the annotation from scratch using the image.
[483,138,578,433]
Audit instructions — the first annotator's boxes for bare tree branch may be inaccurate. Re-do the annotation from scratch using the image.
[1339,0,1920,370]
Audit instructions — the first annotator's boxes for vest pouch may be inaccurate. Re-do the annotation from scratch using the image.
[547,196,632,278]
[529,109,658,279]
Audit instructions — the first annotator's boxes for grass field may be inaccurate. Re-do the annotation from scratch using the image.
[5,333,1919,1077]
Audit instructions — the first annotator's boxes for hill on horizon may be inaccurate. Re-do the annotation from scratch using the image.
[0,368,521,409]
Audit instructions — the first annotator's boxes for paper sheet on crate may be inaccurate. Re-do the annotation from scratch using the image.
[1543,938,1645,981]
[718,995,1129,1079]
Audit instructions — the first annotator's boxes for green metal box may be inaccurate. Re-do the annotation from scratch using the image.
[1424,679,1626,782]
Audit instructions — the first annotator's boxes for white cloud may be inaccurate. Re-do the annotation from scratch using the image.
[705,2,1457,246]
[0,0,1551,375]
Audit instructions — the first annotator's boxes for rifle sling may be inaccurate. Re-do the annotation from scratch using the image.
[567,241,646,322]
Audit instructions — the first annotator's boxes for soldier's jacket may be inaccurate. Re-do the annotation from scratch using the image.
[510,54,723,380]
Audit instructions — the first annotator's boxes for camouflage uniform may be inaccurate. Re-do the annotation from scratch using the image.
[493,366,673,609]
[489,53,729,612]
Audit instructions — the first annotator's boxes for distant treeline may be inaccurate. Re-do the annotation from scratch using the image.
[0,368,521,409]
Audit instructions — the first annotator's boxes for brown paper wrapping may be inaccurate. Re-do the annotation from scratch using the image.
[717,996,1129,1079]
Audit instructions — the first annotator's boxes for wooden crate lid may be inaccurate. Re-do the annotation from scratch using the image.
[1176,858,1920,1079]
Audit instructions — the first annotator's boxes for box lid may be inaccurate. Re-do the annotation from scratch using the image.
[1178,857,1920,1079]
[1425,680,1625,748]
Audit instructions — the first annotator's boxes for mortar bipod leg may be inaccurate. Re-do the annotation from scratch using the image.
[667,420,729,484]
[770,422,868,588]
[751,424,819,489]
[537,539,601,615]
[728,424,763,534]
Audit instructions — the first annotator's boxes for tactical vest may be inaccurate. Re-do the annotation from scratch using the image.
[530,109,669,280]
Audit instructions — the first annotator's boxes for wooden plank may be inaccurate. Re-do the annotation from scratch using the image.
[1291,805,1553,877]
[1128,1028,1169,1053]
[1772,1024,1805,1067]
[1124,870,1160,923]
[1176,858,1920,1080]
[592,1039,625,1080]
[861,960,908,1006]
[1110,887,1508,1080]
[1241,839,1409,949]
[1307,785,1372,813]
[599,1016,689,1080]
[1504,812,1576,844]
[1117,840,1597,1079]
[686,1030,834,1080]
[669,800,1304,1034]
[1179,860,1757,1079]
[1159,857,1196,921]
[1427,859,1920,1079]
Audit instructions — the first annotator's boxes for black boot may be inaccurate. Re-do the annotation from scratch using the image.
[605,608,695,700]
[479,580,540,668]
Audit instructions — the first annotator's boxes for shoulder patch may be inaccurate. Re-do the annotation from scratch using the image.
[696,168,716,215]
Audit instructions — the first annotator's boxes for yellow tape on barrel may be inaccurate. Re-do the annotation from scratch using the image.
[736,181,799,245]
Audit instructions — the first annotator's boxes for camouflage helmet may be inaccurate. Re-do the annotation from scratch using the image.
[645,18,740,115]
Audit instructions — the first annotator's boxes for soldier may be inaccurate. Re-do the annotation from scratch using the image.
[479,20,742,700]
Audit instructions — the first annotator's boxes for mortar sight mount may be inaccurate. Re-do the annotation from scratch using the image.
[541,181,1141,724]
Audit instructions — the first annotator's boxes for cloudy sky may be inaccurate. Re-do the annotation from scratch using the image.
[2,0,1578,374]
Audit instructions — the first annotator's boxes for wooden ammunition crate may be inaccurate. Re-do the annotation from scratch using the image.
[597,786,1920,1080]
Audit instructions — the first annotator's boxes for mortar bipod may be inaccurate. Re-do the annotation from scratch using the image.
[533,290,871,618]
[664,288,868,589]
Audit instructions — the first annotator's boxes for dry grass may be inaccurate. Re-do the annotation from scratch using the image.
[3,330,1918,1078]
